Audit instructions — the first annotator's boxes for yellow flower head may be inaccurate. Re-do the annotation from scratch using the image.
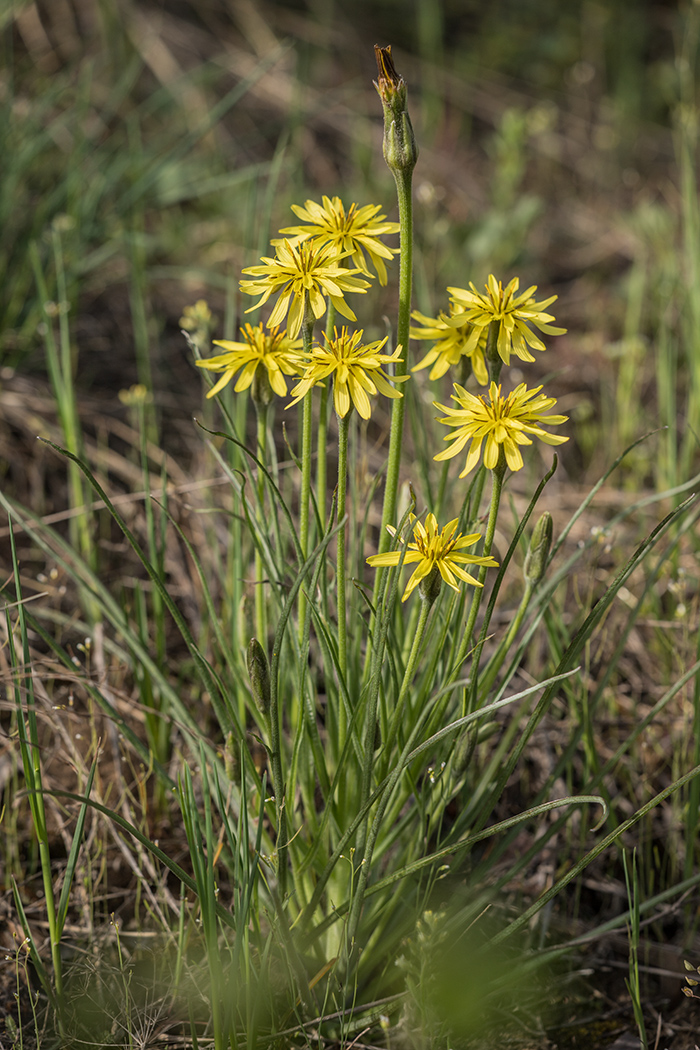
[446,275,566,368]
[239,239,371,339]
[367,513,498,603]
[179,299,213,332]
[118,383,152,407]
[288,326,407,419]
[434,381,569,477]
[196,323,302,399]
[180,299,216,354]
[275,196,400,285]
[410,303,489,384]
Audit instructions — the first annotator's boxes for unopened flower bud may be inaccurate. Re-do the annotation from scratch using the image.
[452,726,475,778]
[224,730,239,782]
[523,512,553,586]
[246,638,271,716]
[418,564,442,606]
[374,45,418,177]
[251,364,274,407]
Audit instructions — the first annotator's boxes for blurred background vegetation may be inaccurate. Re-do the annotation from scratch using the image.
[3,0,697,490]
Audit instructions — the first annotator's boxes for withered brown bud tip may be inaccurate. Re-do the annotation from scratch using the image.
[374,44,401,87]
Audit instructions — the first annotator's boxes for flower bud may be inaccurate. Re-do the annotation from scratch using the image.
[374,45,418,177]
[224,730,239,782]
[451,727,475,778]
[251,363,274,407]
[418,564,442,606]
[523,512,553,586]
[246,638,271,716]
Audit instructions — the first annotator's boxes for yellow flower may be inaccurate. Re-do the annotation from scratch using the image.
[446,275,566,367]
[239,239,371,339]
[410,303,489,384]
[196,323,302,398]
[275,196,400,285]
[179,299,213,332]
[367,513,498,603]
[434,381,569,477]
[118,384,152,407]
[180,298,216,354]
[288,326,407,419]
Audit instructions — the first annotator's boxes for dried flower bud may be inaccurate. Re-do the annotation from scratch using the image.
[523,511,553,586]
[247,638,271,716]
[374,45,418,177]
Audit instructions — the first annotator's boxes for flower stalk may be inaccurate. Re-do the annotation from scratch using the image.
[477,511,553,699]
[452,455,506,688]
[254,402,269,646]
[316,304,337,535]
[374,45,417,557]
[336,409,350,690]
[380,590,433,772]
[297,314,315,640]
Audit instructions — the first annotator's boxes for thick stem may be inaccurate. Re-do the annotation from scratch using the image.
[254,404,268,646]
[316,303,336,534]
[377,166,413,554]
[316,383,329,528]
[336,410,350,691]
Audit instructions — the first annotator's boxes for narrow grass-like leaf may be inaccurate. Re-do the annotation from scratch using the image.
[491,760,700,947]
[39,439,236,733]
[467,493,697,841]
[55,755,97,940]
[10,876,53,1006]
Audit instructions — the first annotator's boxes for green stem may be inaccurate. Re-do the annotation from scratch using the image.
[464,463,487,532]
[435,458,451,519]
[452,458,506,691]
[316,303,337,535]
[476,582,534,700]
[298,316,315,639]
[335,408,350,784]
[317,383,329,531]
[377,164,414,554]
[380,596,432,780]
[485,319,502,385]
[347,592,434,956]
[363,162,414,677]
[267,694,288,903]
[254,403,268,646]
[336,410,350,690]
